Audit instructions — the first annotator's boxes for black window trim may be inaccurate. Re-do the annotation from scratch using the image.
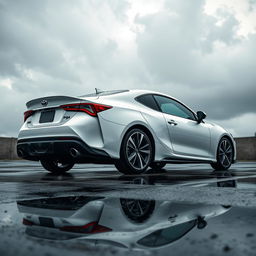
[135,94,161,112]
[135,93,198,121]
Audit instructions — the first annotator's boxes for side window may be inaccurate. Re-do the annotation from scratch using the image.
[136,94,159,111]
[154,95,196,120]
[137,220,197,247]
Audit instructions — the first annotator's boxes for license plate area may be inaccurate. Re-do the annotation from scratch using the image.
[39,110,55,123]
[39,217,54,227]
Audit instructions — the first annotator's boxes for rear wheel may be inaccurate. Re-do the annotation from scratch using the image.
[120,198,155,223]
[211,137,233,170]
[115,128,153,174]
[40,159,74,174]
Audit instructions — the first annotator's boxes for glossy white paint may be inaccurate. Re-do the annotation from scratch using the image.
[18,89,236,164]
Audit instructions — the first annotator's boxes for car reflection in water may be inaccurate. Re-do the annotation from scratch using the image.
[17,172,236,250]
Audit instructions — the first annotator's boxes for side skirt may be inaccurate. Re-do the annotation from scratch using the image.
[162,157,216,164]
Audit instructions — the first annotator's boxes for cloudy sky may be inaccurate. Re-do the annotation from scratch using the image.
[0,0,255,137]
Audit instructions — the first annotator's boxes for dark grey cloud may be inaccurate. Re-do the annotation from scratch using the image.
[135,0,256,121]
[0,0,255,137]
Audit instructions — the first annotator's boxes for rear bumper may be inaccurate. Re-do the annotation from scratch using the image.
[17,137,113,164]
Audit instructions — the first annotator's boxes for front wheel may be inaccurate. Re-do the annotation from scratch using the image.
[115,128,153,174]
[40,159,74,174]
[211,137,233,170]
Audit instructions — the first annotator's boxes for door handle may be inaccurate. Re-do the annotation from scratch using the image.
[168,120,178,126]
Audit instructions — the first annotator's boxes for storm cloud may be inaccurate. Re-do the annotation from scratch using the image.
[0,0,255,137]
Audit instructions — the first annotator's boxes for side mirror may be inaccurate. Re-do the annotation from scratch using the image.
[197,216,207,229]
[196,111,206,123]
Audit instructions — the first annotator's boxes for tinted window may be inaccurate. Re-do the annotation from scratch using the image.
[137,220,196,247]
[136,94,159,111]
[154,95,196,120]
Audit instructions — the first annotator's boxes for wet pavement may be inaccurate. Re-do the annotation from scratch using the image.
[0,161,256,256]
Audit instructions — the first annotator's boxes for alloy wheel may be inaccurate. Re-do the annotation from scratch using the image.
[122,199,150,217]
[125,131,151,171]
[120,198,155,222]
[218,139,233,168]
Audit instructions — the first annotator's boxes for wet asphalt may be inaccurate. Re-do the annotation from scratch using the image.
[0,161,256,256]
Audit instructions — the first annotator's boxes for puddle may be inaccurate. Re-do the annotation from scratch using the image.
[1,162,256,255]
[1,177,255,255]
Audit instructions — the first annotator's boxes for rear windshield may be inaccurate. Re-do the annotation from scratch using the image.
[80,90,129,97]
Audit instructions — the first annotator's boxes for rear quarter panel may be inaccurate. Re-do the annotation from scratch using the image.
[97,98,172,160]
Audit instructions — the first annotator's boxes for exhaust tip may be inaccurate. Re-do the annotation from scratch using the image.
[70,148,80,158]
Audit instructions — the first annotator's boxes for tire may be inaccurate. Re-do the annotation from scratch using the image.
[120,198,155,223]
[211,137,233,171]
[216,170,237,188]
[40,159,74,174]
[150,162,166,170]
[115,128,153,174]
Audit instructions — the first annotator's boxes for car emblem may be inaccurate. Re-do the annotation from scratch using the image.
[41,100,48,106]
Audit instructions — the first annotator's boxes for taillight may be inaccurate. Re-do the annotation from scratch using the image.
[23,218,34,226]
[24,110,34,122]
[60,103,112,116]
[59,221,112,234]
[92,224,112,233]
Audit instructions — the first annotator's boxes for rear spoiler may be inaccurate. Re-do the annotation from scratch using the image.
[26,96,88,110]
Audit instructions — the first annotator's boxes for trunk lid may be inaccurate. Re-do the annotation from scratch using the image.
[26,96,85,110]
[25,96,92,128]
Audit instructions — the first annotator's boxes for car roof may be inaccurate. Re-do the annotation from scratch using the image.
[123,89,181,102]
[80,89,173,98]
[80,89,129,97]
[80,89,185,108]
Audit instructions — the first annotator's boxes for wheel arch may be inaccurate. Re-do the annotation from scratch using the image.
[119,123,156,162]
[216,134,236,162]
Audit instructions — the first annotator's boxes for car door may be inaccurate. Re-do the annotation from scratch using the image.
[153,95,211,158]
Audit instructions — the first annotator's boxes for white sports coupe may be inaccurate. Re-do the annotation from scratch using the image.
[17,89,236,174]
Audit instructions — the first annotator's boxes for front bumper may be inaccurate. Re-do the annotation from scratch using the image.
[17,137,113,164]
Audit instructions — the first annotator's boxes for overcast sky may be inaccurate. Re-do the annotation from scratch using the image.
[0,0,255,137]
